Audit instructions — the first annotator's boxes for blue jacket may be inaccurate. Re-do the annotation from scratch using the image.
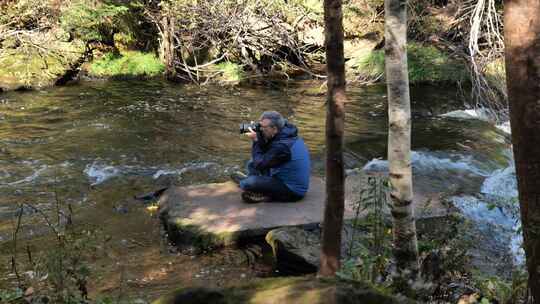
[251,123,311,196]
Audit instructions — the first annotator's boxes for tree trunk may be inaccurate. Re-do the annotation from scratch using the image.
[384,0,419,279]
[503,0,540,302]
[159,6,176,81]
[319,0,346,277]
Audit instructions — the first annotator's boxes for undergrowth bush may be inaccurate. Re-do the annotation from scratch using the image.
[60,1,129,43]
[351,43,469,84]
[215,62,245,83]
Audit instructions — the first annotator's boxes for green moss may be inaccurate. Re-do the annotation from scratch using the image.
[88,51,164,78]
[350,43,470,84]
[167,219,238,251]
[351,50,385,80]
[0,40,85,90]
[152,277,407,304]
[484,58,506,93]
[215,62,246,84]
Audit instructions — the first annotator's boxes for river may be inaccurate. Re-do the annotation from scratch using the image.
[0,79,519,297]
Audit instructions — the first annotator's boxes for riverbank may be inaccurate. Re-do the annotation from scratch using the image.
[0,39,473,92]
[1,0,500,92]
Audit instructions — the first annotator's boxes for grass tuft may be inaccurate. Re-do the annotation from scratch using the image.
[88,51,164,78]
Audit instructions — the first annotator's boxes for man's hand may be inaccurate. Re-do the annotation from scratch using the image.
[245,127,258,141]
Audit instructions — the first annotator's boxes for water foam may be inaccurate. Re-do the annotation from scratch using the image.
[152,162,217,179]
[2,165,48,186]
[84,162,120,186]
[481,166,518,198]
[451,163,523,265]
[363,149,523,265]
[362,151,489,176]
[496,121,511,134]
[439,109,490,121]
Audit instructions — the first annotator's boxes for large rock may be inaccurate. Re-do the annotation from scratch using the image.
[264,214,468,276]
[265,227,320,275]
[151,276,411,304]
[264,223,370,276]
[158,173,450,251]
[0,31,86,91]
[158,177,331,251]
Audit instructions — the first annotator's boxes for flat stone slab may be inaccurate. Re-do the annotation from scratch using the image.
[158,177,334,247]
[158,174,449,248]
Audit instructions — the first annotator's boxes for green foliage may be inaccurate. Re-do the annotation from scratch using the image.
[114,33,136,52]
[60,1,129,43]
[353,50,386,80]
[0,0,59,30]
[352,43,470,84]
[216,62,245,84]
[3,195,111,304]
[337,174,393,284]
[473,270,528,304]
[289,0,324,14]
[88,51,164,78]
[407,43,469,83]
[0,288,24,302]
[40,233,94,303]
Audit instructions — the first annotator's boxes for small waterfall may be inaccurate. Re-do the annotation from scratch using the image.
[363,148,523,265]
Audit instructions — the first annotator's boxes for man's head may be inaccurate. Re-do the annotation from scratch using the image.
[258,111,285,140]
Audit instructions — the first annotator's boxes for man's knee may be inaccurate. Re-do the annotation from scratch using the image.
[239,176,258,191]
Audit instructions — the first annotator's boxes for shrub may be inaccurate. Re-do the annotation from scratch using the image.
[215,62,245,83]
[60,1,129,43]
[351,43,470,84]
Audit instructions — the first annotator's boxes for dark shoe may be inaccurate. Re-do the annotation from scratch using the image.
[230,171,248,185]
[241,191,271,204]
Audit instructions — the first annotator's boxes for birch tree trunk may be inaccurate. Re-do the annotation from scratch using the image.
[159,4,176,81]
[503,0,540,301]
[319,0,347,277]
[384,0,419,279]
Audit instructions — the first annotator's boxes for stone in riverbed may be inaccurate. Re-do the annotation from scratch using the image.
[158,173,448,251]
[265,227,320,275]
[158,177,329,251]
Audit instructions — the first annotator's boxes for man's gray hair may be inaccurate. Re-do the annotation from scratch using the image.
[259,111,286,130]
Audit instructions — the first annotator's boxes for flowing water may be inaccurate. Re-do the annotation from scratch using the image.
[0,80,520,293]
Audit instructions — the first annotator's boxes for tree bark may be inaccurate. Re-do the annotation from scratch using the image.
[503,0,540,302]
[384,0,419,279]
[159,5,176,81]
[319,0,346,277]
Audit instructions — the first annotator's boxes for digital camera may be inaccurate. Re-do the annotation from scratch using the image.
[239,122,261,134]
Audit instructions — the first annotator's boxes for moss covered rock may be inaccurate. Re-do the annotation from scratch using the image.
[0,33,85,91]
[151,276,409,304]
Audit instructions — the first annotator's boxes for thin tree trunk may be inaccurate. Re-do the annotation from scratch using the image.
[159,6,176,80]
[384,0,419,279]
[503,0,540,302]
[319,0,346,277]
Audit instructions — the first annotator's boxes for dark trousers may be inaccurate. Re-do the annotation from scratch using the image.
[239,161,303,202]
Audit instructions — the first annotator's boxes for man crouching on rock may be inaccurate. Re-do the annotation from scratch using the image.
[231,111,311,204]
